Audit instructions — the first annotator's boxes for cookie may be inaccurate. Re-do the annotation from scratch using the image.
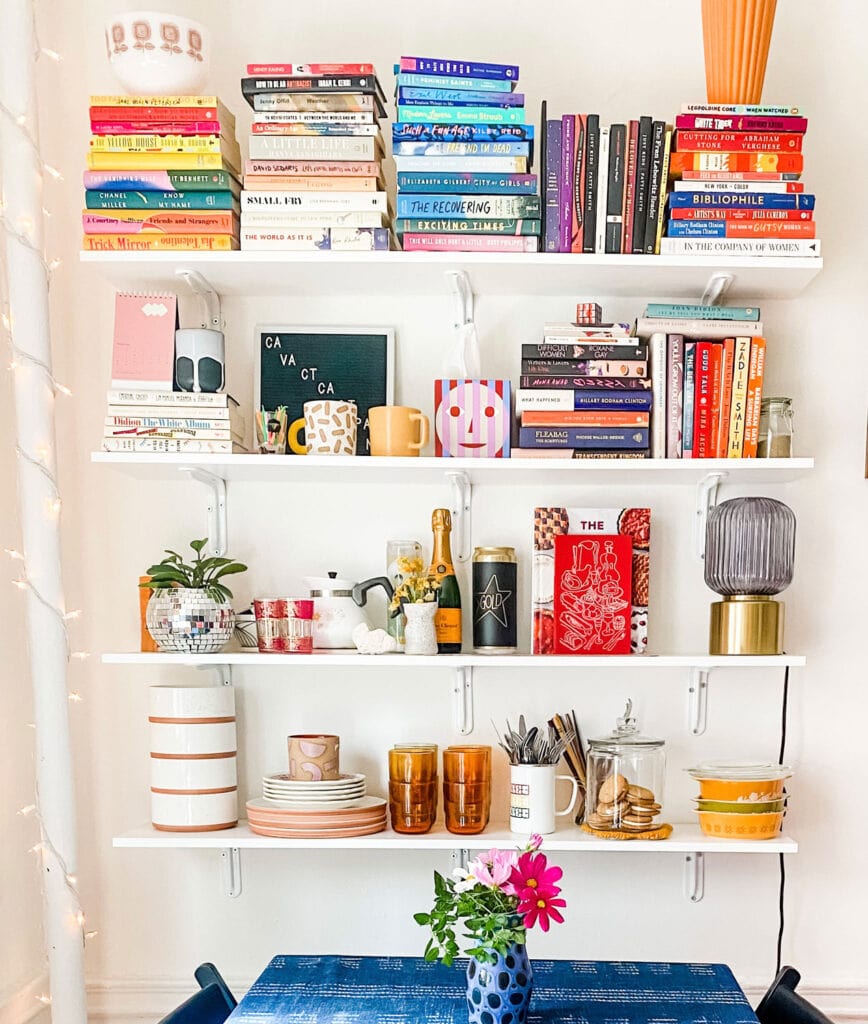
[599,773,628,804]
[619,822,656,832]
[627,784,655,802]
[630,802,661,815]
[586,813,609,829]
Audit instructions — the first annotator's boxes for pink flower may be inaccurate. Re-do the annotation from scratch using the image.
[518,891,567,932]
[525,833,543,852]
[509,851,563,898]
[468,848,518,891]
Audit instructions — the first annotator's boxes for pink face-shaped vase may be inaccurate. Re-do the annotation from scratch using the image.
[434,379,511,458]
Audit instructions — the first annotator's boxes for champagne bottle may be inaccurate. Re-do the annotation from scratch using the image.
[429,508,462,654]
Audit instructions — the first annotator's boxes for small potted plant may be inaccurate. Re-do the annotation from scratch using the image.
[140,538,247,653]
[415,835,566,1023]
[388,557,440,656]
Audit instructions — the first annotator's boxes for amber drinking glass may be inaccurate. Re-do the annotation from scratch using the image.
[443,745,491,835]
[388,744,438,834]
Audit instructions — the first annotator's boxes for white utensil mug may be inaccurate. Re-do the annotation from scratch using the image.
[509,764,578,835]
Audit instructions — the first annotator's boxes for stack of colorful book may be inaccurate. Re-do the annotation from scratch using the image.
[662,103,819,258]
[82,95,241,251]
[543,114,671,254]
[635,304,766,458]
[238,63,391,251]
[392,56,540,253]
[513,304,651,458]
[102,389,247,454]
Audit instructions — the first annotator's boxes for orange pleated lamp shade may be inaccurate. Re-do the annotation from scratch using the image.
[701,0,778,104]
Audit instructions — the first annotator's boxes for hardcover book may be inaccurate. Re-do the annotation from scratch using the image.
[532,506,650,655]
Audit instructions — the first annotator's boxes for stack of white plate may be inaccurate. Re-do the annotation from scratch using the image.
[262,772,366,808]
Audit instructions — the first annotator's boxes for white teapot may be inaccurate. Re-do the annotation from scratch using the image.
[303,572,393,649]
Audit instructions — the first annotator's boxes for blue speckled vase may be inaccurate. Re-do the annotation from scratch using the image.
[466,943,533,1024]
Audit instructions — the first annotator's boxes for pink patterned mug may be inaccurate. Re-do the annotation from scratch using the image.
[287,734,340,781]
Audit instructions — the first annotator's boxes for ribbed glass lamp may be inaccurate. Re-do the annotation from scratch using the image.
[704,496,796,655]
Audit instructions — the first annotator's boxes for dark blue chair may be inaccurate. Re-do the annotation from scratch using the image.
[158,963,237,1024]
[756,967,832,1024]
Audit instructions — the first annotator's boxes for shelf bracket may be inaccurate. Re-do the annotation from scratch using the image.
[445,470,473,563]
[700,272,735,307]
[683,852,705,903]
[220,847,242,898]
[180,467,228,557]
[176,268,223,330]
[687,667,710,736]
[695,471,726,560]
[197,663,232,687]
[451,848,470,872]
[452,665,474,735]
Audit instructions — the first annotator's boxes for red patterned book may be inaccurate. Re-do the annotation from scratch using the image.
[716,337,736,457]
[553,534,633,654]
[707,344,723,458]
[670,207,812,220]
[675,131,804,152]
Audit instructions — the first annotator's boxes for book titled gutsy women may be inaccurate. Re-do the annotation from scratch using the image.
[393,56,541,251]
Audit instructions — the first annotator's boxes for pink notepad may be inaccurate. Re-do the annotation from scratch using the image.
[111,292,177,389]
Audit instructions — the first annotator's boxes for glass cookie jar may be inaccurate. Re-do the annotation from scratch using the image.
[757,397,794,459]
[585,701,665,837]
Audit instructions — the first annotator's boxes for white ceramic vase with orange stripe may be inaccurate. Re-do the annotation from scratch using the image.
[701,0,778,104]
[149,686,238,832]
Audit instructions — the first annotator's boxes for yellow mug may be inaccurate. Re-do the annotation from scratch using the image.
[288,400,357,456]
[369,405,430,457]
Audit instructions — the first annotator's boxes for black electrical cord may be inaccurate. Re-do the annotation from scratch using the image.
[775,664,790,974]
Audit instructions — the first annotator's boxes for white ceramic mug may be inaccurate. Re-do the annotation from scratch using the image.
[509,764,578,835]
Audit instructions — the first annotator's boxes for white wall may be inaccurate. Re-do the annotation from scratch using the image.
[20,0,868,1018]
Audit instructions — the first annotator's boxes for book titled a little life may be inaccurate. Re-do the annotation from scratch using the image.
[110,292,177,390]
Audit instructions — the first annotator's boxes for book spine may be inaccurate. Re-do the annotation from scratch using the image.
[519,376,651,390]
[727,338,752,457]
[742,337,766,458]
[643,121,666,253]
[241,191,387,211]
[396,106,526,124]
[86,152,235,171]
[246,63,375,76]
[635,316,763,338]
[253,94,376,113]
[623,120,638,254]
[85,190,237,210]
[649,332,667,458]
[242,211,384,228]
[669,191,815,209]
[82,170,237,191]
[401,234,537,252]
[670,207,812,220]
[106,390,231,407]
[89,134,231,153]
[393,123,533,143]
[675,114,808,132]
[89,105,222,122]
[249,137,377,160]
[244,175,380,192]
[605,123,626,253]
[680,103,806,117]
[645,304,760,321]
[395,73,514,92]
[512,449,650,459]
[396,172,536,193]
[102,437,238,453]
[681,169,802,182]
[105,425,233,439]
[675,130,803,152]
[521,343,648,360]
[682,342,696,458]
[395,218,539,235]
[669,152,804,174]
[666,334,684,458]
[398,88,525,105]
[653,129,672,253]
[570,114,586,253]
[395,156,528,173]
[594,126,610,253]
[251,122,380,134]
[667,220,816,238]
[707,343,724,461]
[522,360,647,377]
[398,57,519,81]
[518,426,649,449]
[692,342,714,458]
[240,227,390,250]
[83,234,236,251]
[521,410,649,427]
[89,94,222,106]
[245,159,380,176]
[558,115,574,253]
[91,120,225,135]
[716,337,736,458]
[83,211,236,233]
[632,116,653,254]
[581,115,599,254]
[396,195,539,218]
[242,75,381,94]
[106,409,229,423]
[254,110,375,124]
[515,389,653,411]
[660,238,820,256]
[673,179,805,193]
[392,140,529,157]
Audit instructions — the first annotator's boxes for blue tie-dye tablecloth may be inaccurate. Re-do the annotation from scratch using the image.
[228,956,759,1024]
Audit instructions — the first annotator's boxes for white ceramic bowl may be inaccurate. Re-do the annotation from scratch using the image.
[150,755,237,792]
[149,720,236,756]
[151,790,237,831]
[149,685,235,720]
[105,10,210,96]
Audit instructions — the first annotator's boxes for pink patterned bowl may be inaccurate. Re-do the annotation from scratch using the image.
[105,11,209,95]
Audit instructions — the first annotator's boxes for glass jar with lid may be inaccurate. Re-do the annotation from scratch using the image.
[757,397,794,458]
[585,701,665,836]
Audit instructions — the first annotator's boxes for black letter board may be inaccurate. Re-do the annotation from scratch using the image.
[255,325,395,455]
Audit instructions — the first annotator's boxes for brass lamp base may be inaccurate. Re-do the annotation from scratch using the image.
[709,595,784,655]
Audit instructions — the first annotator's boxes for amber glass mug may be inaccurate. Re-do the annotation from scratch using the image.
[443,745,492,835]
[388,744,438,834]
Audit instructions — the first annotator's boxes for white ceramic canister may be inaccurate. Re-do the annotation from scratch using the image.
[150,756,237,793]
[149,720,237,757]
[149,684,235,721]
[150,791,238,832]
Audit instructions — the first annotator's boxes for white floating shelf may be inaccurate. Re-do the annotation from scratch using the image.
[91,452,814,486]
[80,251,822,300]
[102,652,806,669]
[113,820,797,855]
